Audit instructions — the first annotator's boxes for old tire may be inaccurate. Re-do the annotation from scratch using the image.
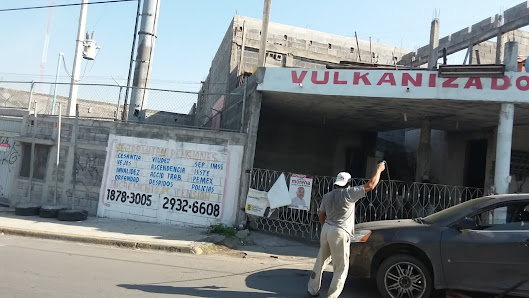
[57,209,88,221]
[39,206,67,218]
[376,254,433,298]
[14,204,41,216]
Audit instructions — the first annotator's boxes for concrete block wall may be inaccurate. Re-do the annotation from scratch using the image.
[8,115,247,215]
[197,19,236,127]
[504,1,529,24]
[472,30,529,64]
[198,15,410,128]
[400,14,502,66]
[233,15,409,70]
[0,87,193,125]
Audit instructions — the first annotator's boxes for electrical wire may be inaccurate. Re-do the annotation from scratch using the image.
[0,0,136,12]
[61,55,73,78]
[80,60,96,81]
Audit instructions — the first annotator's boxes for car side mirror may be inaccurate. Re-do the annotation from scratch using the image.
[455,217,478,231]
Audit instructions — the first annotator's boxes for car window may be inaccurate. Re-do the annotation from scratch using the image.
[423,197,492,224]
[471,203,529,231]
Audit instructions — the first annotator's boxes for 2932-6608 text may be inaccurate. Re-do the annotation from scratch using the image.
[162,197,220,217]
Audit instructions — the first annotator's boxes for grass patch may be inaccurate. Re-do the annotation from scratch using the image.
[209,224,237,237]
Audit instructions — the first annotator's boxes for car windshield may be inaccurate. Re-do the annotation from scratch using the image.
[422,197,492,224]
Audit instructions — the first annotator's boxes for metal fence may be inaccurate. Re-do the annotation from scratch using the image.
[0,81,245,131]
[248,168,484,241]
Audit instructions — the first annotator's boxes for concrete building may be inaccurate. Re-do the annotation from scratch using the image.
[196,15,410,128]
[199,12,529,190]
[193,4,529,237]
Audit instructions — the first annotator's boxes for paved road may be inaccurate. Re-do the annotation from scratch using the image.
[0,235,381,297]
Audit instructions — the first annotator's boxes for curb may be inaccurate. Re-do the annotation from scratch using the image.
[0,226,208,255]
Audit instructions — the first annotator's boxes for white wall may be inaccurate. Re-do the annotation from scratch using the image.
[97,135,244,227]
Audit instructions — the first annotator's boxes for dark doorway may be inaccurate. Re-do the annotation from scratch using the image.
[345,147,365,178]
[464,139,488,188]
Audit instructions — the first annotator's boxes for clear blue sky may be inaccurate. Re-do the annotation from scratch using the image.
[0,0,525,92]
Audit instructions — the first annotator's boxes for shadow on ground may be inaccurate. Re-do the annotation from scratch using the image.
[118,268,381,298]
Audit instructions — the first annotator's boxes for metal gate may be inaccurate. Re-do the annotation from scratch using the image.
[247,168,484,241]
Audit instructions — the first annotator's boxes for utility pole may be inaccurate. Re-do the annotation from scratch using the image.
[128,0,161,121]
[123,0,142,122]
[257,0,271,67]
[67,0,88,116]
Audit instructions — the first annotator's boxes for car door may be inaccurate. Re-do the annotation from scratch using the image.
[440,201,529,294]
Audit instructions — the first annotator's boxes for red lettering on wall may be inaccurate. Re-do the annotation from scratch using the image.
[333,72,348,84]
[442,77,459,88]
[377,73,396,86]
[402,73,423,87]
[311,71,329,84]
[491,76,510,90]
[464,77,483,89]
[353,72,371,85]
[429,73,437,87]
[291,70,308,84]
[516,76,529,91]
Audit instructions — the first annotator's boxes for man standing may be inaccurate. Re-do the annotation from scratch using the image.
[308,162,386,298]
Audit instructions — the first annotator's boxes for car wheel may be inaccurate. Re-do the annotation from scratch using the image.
[376,254,432,298]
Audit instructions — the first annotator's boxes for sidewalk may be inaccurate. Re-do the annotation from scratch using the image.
[0,207,318,262]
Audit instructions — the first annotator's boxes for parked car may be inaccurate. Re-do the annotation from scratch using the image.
[349,194,529,298]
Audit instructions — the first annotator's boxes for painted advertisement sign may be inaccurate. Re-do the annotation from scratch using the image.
[260,68,529,103]
[97,135,244,227]
[288,174,312,211]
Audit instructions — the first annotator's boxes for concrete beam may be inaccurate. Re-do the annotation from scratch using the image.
[400,5,529,67]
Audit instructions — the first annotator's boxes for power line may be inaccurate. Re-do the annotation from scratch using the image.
[0,0,136,13]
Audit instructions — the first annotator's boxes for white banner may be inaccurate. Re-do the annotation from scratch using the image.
[267,173,291,209]
[289,174,313,211]
[97,135,244,227]
[245,188,269,217]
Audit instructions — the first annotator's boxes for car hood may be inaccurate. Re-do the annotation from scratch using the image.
[355,219,420,231]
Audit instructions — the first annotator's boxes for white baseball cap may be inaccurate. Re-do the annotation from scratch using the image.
[334,172,351,187]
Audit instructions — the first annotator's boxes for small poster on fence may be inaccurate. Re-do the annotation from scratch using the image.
[245,188,269,217]
[289,174,313,211]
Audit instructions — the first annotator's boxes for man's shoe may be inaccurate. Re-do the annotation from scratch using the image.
[307,291,319,297]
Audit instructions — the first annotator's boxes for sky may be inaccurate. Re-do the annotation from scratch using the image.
[0,0,526,93]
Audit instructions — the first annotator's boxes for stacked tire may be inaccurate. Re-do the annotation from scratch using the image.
[14,204,40,216]
[58,209,88,221]
[39,206,67,218]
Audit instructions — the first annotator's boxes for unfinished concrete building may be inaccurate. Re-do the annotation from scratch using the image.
[196,15,410,127]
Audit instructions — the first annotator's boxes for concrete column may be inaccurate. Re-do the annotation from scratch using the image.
[236,80,263,228]
[494,104,514,194]
[495,14,504,64]
[257,0,271,67]
[67,0,88,116]
[493,41,517,194]
[415,119,431,182]
[128,0,161,121]
[428,19,440,70]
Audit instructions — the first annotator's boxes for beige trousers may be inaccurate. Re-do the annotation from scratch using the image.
[308,223,350,298]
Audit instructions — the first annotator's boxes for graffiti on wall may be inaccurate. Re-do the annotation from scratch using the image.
[75,152,103,193]
[0,137,20,172]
